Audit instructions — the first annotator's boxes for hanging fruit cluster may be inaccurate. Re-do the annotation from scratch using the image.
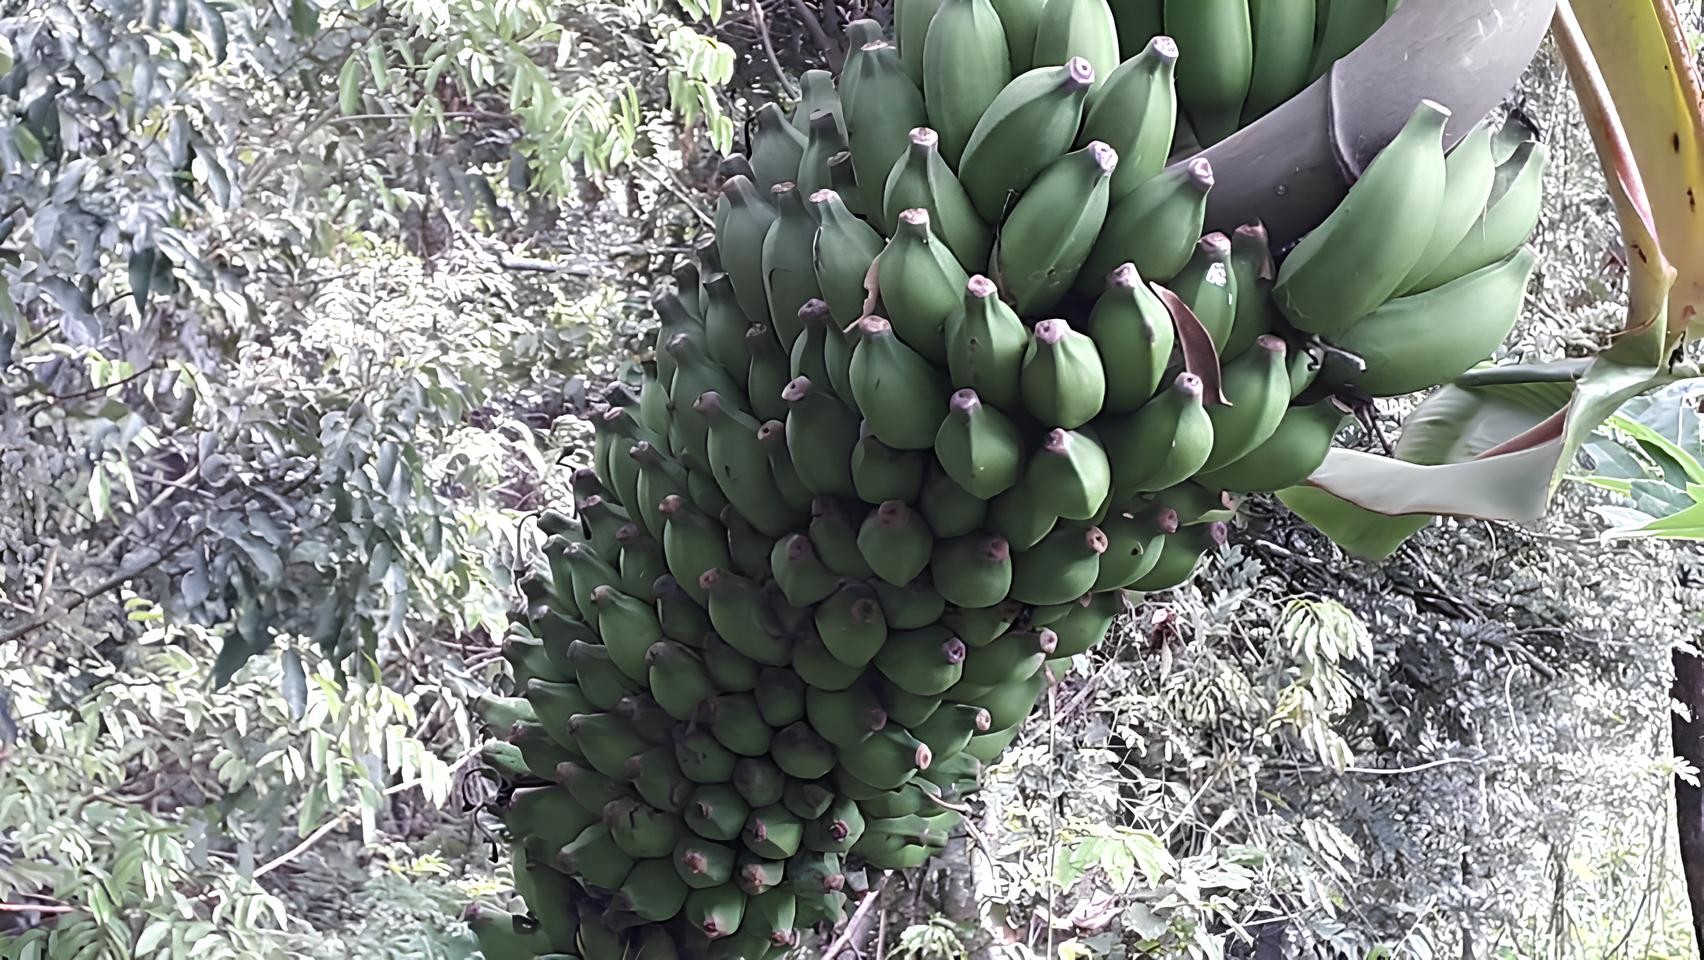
[468,0,1547,955]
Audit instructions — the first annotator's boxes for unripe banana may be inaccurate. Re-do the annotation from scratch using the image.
[990,0,1044,73]
[1026,428,1112,520]
[958,59,1095,221]
[810,497,876,579]
[1091,506,1176,590]
[761,183,823,351]
[875,628,967,697]
[790,299,835,391]
[987,475,1059,550]
[755,668,805,727]
[1101,372,1215,495]
[772,721,839,779]
[843,42,929,233]
[466,904,556,959]
[923,0,1012,167]
[1032,0,1120,83]
[588,584,662,683]
[1272,100,1449,337]
[751,102,808,191]
[815,582,889,667]
[844,17,887,53]
[1385,144,1494,287]
[1008,524,1107,604]
[1168,232,1237,352]
[946,275,1028,409]
[721,502,776,581]
[1410,139,1546,293]
[683,885,747,941]
[717,177,780,325]
[875,573,948,629]
[1225,223,1278,358]
[696,391,798,537]
[1195,397,1348,491]
[934,388,1024,499]
[798,110,850,198]
[1334,246,1537,397]
[742,806,805,859]
[659,494,732,606]
[702,272,753,381]
[792,69,843,134]
[827,149,867,218]
[1201,334,1290,472]
[857,500,935,586]
[883,129,992,273]
[1128,519,1227,591]
[1080,36,1177,202]
[668,333,749,472]
[1242,0,1316,120]
[895,0,947,82]
[809,188,884,333]
[1110,0,1162,54]
[1080,156,1214,291]
[1165,0,1253,145]
[919,464,991,536]
[654,289,704,390]
[1021,319,1106,429]
[1084,264,1174,414]
[782,377,859,498]
[994,141,1118,314]
[1307,0,1385,83]
[877,208,972,362]
[850,315,951,449]
[851,423,928,503]
[932,534,1015,608]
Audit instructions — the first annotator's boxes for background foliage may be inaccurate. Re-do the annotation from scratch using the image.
[0,0,1697,957]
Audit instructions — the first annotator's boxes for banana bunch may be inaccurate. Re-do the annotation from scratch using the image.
[470,7,1547,956]
[1109,0,1401,147]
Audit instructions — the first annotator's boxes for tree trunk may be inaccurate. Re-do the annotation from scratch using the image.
[1673,645,1704,954]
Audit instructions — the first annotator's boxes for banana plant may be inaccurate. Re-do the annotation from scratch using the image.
[1279,0,1703,561]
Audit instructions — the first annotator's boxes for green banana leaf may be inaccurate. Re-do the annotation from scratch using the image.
[1573,378,1704,540]
[1279,0,1690,561]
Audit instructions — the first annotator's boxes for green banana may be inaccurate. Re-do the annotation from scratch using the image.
[874,575,948,629]
[742,805,805,859]
[990,0,1045,73]
[1050,588,1124,655]
[809,188,885,330]
[699,693,773,757]
[476,693,537,732]
[986,475,1060,550]
[958,59,1096,221]
[675,838,737,892]
[1411,140,1547,292]
[628,747,695,813]
[617,524,669,600]
[1335,246,1537,397]
[805,795,868,854]
[837,726,935,789]
[1225,223,1279,358]
[478,740,534,781]
[959,627,1054,687]
[1090,506,1175,590]
[826,150,867,219]
[874,627,967,696]
[850,315,951,449]
[676,727,739,785]
[945,275,1028,410]
[761,183,824,351]
[1128,520,1227,590]
[877,209,972,363]
[843,41,929,233]
[697,391,799,537]
[791,299,835,392]
[700,568,791,665]
[814,581,889,667]
[881,684,945,728]
[1272,100,1449,337]
[934,388,1024,499]
[993,140,1118,314]
[883,128,992,274]
[857,500,935,586]
[1196,397,1348,491]
[965,668,1045,732]
[1168,232,1237,352]
[557,760,628,815]
[1306,0,1385,82]
[716,177,779,327]
[805,683,890,748]
[1089,262,1174,413]
[931,533,1014,608]
[1031,0,1120,82]
[659,494,732,607]
[683,885,747,941]
[1080,35,1177,202]
[666,332,746,468]
[791,69,843,134]
[910,703,993,761]
[771,721,838,780]
[895,0,947,83]
[919,465,990,537]
[809,497,877,579]
[570,712,653,780]
[1110,0,1163,56]
[685,784,750,842]
[851,423,929,504]
[1165,0,1253,144]
[1395,122,1496,294]
[782,377,860,499]
[799,110,850,198]
[614,691,676,745]
[751,102,808,191]
[568,639,640,711]
[604,797,686,859]
[1202,334,1291,471]
[1242,0,1316,120]
[784,780,838,821]
[465,905,556,960]
[614,858,691,923]
[504,785,599,853]
[1007,524,1107,604]
[1025,428,1112,521]
[587,583,662,683]
[922,0,1012,167]
[654,290,704,392]
[1020,319,1106,429]
[735,854,786,896]
[1080,156,1214,290]
[771,533,838,607]
[755,668,806,727]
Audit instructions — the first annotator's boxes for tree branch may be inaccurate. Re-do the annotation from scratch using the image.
[0,530,200,646]
[820,871,889,958]
[749,0,799,100]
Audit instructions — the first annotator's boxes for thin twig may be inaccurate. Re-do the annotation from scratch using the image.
[783,0,836,59]
[0,903,75,914]
[749,0,799,99]
[0,529,200,645]
[821,871,889,959]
